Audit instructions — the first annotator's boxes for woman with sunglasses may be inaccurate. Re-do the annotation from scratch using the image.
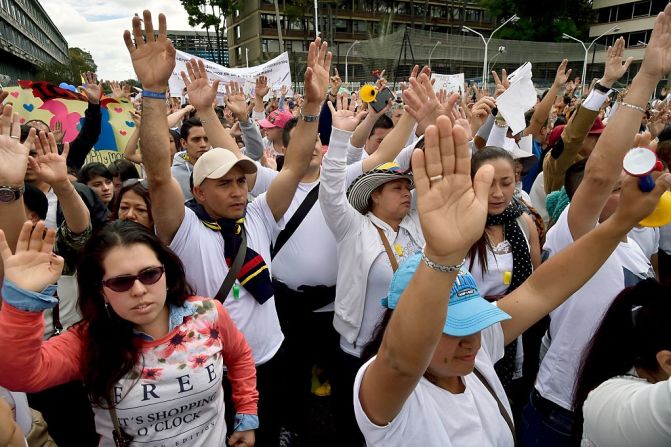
[0,220,258,447]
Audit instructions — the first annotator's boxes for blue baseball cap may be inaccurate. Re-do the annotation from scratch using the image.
[381,253,511,336]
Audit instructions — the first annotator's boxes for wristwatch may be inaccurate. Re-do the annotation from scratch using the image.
[0,185,25,203]
[300,108,320,122]
[594,80,612,94]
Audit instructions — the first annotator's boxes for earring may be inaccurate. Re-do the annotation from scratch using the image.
[104,302,111,318]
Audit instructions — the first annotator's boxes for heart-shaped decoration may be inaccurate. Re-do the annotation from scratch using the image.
[23,104,34,112]
[10,92,19,98]
[125,121,135,127]
[119,130,127,136]
[114,107,123,113]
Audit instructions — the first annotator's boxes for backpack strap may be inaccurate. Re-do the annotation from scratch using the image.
[271,183,319,260]
[214,227,247,302]
[473,367,517,446]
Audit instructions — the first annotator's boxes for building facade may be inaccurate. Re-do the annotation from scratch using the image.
[0,0,69,83]
[226,0,496,69]
[167,30,229,66]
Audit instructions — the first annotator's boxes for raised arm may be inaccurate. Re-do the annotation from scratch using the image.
[265,37,331,222]
[524,59,571,138]
[66,72,103,170]
[359,116,494,425]
[122,116,143,164]
[568,21,671,240]
[124,10,184,243]
[253,76,269,118]
[499,173,671,345]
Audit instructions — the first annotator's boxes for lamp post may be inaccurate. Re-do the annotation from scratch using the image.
[345,40,360,84]
[562,25,620,96]
[428,41,441,68]
[463,14,518,88]
[314,0,319,37]
[488,46,506,73]
[245,47,249,68]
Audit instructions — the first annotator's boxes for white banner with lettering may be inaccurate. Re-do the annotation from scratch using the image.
[168,50,293,101]
[431,73,465,95]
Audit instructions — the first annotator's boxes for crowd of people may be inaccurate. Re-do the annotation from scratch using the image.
[1,6,671,447]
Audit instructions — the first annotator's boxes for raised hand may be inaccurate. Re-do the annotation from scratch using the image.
[492,69,509,97]
[640,4,671,81]
[82,72,102,105]
[0,103,36,186]
[261,148,278,171]
[602,37,634,86]
[330,67,342,95]
[403,73,439,128]
[613,172,671,228]
[255,76,270,99]
[52,121,64,143]
[28,131,70,186]
[224,81,248,118]
[280,84,288,97]
[123,10,176,92]
[411,116,494,262]
[304,37,332,107]
[110,80,123,98]
[470,95,496,131]
[327,93,368,132]
[180,58,219,111]
[553,59,572,88]
[0,221,64,292]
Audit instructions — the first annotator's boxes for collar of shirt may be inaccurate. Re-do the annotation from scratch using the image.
[133,301,198,341]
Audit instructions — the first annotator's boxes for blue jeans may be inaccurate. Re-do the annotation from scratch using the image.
[520,390,579,447]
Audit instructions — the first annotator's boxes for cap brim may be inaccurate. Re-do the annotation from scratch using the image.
[347,172,414,214]
[199,159,257,185]
[258,119,277,129]
[444,296,511,336]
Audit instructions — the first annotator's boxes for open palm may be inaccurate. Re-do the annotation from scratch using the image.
[224,82,248,117]
[0,103,35,185]
[0,222,64,292]
[304,38,332,105]
[327,93,367,131]
[181,58,219,110]
[412,116,493,260]
[123,10,176,92]
[641,4,671,80]
[29,132,69,186]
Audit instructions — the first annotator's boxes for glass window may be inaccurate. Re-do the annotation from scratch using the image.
[633,1,651,17]
[629,30,647,46]
[597,7,611,23]
[235,26,240,39]
[335,19,349,32]
[652,0,668,14]
[617,3,634,20]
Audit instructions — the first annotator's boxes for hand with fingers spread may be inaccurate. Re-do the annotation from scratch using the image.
[451,106,473,140]
[411,116,494,262]
[255,76,270,99]
[224,81,249,121]
[82,72,102,105]
[28,131,70,187]
[110,80,123,98]
[52,121,65,144]
[123,10,176,93]
[280,85,288,97]
[303,37,332,111]
[491,69,509,97]
[403,73,439,130]
[261,148,277,171]
[327,93,368,132]
[0,221,64,292]
[640,4,671,82]
[0,103,36,186]
[180,58,220,111]
[601,37,634,87]
[553,59,573,89]
[330,68,342,96]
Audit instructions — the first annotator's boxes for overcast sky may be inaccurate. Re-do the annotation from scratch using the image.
[41,0,202,81]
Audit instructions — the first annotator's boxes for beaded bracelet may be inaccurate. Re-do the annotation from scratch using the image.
[421,250,465,273]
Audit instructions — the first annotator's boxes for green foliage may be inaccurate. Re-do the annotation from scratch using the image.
[479,0,594,42]
[180,0,243,64]
[36,47,97,86]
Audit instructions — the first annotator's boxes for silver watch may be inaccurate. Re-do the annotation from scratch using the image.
[0,185,25,203]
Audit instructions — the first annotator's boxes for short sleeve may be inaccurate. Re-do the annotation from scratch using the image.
[480,322,505,364]
[246,193,286,241]
[169,207,202,255]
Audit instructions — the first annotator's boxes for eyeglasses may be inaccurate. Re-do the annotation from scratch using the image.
[101,266,165,292]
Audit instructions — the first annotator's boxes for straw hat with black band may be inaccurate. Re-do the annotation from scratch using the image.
[346,162,414,214]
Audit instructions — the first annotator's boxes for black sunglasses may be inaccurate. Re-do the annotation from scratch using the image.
[101,266,165,292]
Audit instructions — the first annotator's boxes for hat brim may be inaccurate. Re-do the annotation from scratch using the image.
[197,158,257,186]
[510,149,538,173]
[258,118,278,129]
[444,296,511,336]
[347,171,414,214]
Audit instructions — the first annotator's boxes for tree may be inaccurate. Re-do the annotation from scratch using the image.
[478,0,594,42]
[181,0,243,65]
[36,47,97,86]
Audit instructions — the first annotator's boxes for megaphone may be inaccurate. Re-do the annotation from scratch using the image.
[359,84,378,103]
[623,147,671,227]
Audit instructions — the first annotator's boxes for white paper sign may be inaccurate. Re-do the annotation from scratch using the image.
[496,62,536,135]
[431,73,465,95]
[168,50,293,100]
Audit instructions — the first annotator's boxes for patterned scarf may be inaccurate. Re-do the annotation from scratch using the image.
[486,200,533,388]
[187,200,273,305]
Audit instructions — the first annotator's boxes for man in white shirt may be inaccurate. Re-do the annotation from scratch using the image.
[126,16,331,445]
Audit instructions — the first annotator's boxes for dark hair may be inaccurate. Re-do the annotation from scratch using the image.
[657,124,671,143]
[467,147,515,273]
[107,159,140,182]
[76,220,192,407]
[362,309,395,362]
[369,114,394,138]
[23,183,48,220]
[169,129,181,153]
[282,117,299,148]
[78,162,113,184]
[572,280,671,438]
[656,139,671,169]
[554,115,567,126]
[180,117,203,142]
[564,159,588,200]
[111,181,153,228]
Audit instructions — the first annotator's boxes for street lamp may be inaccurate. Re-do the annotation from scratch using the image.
[314,0,319,38]
[637,41,648,47]
[562,25,620,96]
[488,46,506,73]
[428,41,441,68]
[345,40,360,84]
[463,14,519,88]
[245,47,249,68]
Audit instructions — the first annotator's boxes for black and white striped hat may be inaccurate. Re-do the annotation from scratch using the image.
[346,162,414,214]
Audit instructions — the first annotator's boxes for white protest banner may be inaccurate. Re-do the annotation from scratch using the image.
[430,73,465,95]
[169,50,293,101]
[496,62,536,135]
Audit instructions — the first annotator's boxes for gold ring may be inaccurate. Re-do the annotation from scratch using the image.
[429,175,443,182]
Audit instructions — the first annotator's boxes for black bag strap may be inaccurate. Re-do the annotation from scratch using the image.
[214,227,247,302]
[109,401,133,446]
[473,367,517,446]
[271,183,319,260]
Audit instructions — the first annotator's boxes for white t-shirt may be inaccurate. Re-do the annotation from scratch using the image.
[339,225,421,357]
[536,206,654,410]
[45,188,58,229]
[529,172,549,227]
[628,226,660,261]
[354,324,514,447]
[169,197,284,365]
[659,222,671,255]
[270,179,338,312]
